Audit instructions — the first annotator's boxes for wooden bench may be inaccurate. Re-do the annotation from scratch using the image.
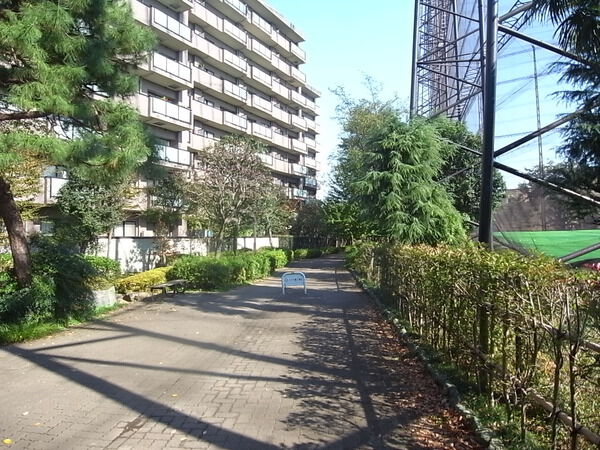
[150,279,187,296]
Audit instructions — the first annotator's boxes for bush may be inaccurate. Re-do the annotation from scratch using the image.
[0,276,55,323]
[259,249,289,271]
[306,248,323,258]
[115,267,171,293]
[294,249,308,259]
[82,255,121,289]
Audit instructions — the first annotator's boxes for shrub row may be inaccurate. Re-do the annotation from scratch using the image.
[115,267,170,294]
[348,242,600,448]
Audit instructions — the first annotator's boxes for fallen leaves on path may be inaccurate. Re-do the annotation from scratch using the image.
[364,304,484,449]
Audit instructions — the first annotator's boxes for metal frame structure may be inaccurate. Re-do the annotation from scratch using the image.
[410,0,599,251]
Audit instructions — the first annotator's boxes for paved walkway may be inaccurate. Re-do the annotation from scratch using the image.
[0,255,477,449]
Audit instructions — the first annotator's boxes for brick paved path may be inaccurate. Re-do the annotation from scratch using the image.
[0,255,466,449]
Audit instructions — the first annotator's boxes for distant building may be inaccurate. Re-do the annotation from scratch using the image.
[30,0,319,239]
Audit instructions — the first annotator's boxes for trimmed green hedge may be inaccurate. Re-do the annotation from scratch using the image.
[115,267,171,294]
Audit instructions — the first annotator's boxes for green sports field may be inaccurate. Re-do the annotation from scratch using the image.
[494,229,600,263]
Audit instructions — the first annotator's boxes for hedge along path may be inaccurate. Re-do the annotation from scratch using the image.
[349,243,600,449]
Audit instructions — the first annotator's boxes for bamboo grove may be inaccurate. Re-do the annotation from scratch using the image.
[348,243,600,448]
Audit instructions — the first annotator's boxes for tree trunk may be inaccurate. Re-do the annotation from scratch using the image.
[0,177,32,288]
[253,218,257,251]
[268,227,273,248]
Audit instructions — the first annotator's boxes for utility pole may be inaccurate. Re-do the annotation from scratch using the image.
[532,45,546,230]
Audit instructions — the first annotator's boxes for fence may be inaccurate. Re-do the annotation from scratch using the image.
[349,243,600,448]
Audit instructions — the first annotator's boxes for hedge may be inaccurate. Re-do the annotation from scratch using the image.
[115,267,171,294]
[348,242,600,448]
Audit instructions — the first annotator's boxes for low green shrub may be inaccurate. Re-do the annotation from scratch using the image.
[115,267,171,293]
[306,248,323,258]
[259,249,289,271]
[82,255,121,289]
[293,249,308,259]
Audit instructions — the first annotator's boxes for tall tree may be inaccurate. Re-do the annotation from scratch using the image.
[0,0,155,286]
[531,0,599,189]
[187,135,272,253]
[353,116,466,244]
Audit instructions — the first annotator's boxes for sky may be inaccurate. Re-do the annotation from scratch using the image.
[267,0,568,196]
[268,0,414,196]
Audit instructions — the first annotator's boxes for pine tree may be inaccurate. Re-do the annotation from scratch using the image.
[0,0,155,286]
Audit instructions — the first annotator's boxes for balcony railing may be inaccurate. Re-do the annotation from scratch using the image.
[250,66,271,87]
[224,0,246,15]
[251,122,272,139]
[272,106,290,124]
[305,158,317,169]
[250,38,272,61]
[271,54,291,76]
[291,66,306,84]
[251,94,272,113]
[291,138,307,154]
[272,158,290,173]
[272,32,290,53]
[259,153,273,166]
[195,35,222,61]
[290,42,306,62]
[151,8,192,42]
[291,114,307,129]
[292,188,308,198]
[223,19,247,45]
[223,49,247,73]
[149,97,191,127]
[271,80,290,100]
[271,133,291,150]
[250,10,272,35]
[291,90,307,107]
[158,145,192,166]
[304,177,318,188]
[195,68,223,91]
[292,163,307,175]
[223,111,247,131]
[304,136,317,149]
[191,2,221,29]
[152,53,192,84]
[192,100,223,125]
[190,132,217,151]
[223,80,247,101]
[305,117,317,130]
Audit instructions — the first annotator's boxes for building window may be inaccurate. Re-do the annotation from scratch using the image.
[123,221,137,237]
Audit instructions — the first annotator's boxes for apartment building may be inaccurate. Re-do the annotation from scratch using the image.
[30,0,320,240]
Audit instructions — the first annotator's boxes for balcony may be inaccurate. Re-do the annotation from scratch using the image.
[250,65,272,89]
[151,8,192,49]
[303,97,317,113]
[192,100,223,126]
[223,80,247,102]
[250,94,272,114]
[291,90,307,107]
[304,136,317,149]
[290,42,306,63]
[209,0,246,21]
[271,80,291,102]
[292,188,308,199]
[156,0,192,12]
[305,157,317,169]
[292,163,307,175]
[259,153,273,167]
[224,0,246,16]
[291,114,307,130]
[271,54,291,77]
[223,19,247,48]
[190,133,218,151]
[143,52,192,89]
[223,49,247,75]
[271,106,290,125]
[157,145,192,166]
[190,2,221,31]
[223,110,248,131]
[195,68,223,93]
[291,138,307,154]
[304,177,318,188]
[272,32,290,54]
[272,158,290,174]
[249,38,272,63]
[271,133,291,150]
[291,66,306,84]
[194,35,222,63]
[249,10,272,37]
[141,96,191,130]
[251,122,272,140]
[305,117,317,131]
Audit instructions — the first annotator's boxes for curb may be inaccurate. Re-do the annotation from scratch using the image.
[349,269,504,450]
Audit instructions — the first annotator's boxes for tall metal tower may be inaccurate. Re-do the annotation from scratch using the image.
[410,0,600,250]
